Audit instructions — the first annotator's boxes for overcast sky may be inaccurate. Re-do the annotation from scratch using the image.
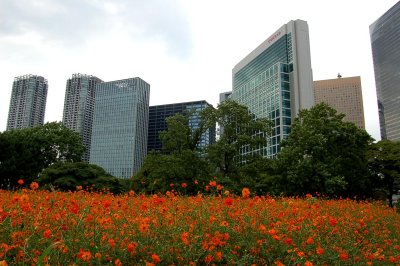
[0,0,398,140]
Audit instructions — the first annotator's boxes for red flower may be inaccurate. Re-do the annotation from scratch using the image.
[17,179,24,185]
[181,183,187,188]
[29,182,39,190]
[242,188,250,199]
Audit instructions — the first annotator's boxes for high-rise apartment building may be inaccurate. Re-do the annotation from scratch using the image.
[314,76,365,129]
[7,75,48,130]
[370,1,400,141]
[232,20,314,157]
[62,74,103,161]
[148,101,216,151]
[89,77,150,179]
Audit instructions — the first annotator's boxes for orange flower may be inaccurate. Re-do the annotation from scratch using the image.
[242,188,250,199]
[306,237,314,245]
[43,229,52,239]
[77,249,92,262]
[209,181,217,187]
[181,232,190,245]
[274,260,284,266]
[128,242,138,253]
[340,252,349,261]
[306,193,312,199]
[0,260,8,266]
[223,197,234,206]
[29,182,39,190]
[17,179,24,185]
[304,261,313,266]
[217,184,224,191]
[151,254,161,264]
[114,258,122,266]
[204,254,213,263]
[316,247,324,255]
[215,251,222,261]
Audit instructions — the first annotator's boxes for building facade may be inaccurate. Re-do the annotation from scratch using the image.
[370,1,400,141]
[314,76,365,129]
[148,101,216,151]
[232,20,314,157]
[89,77,150,178]
[62,73,103,161]
[7,75,48,130]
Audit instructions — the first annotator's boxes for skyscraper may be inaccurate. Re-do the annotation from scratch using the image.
[62,73,103,161]
[148,101,215,151]
[370,1,400,141]
[89,77,150,178]
[314,76,365,129]
[232,20,314,157]
[7,75,48,130]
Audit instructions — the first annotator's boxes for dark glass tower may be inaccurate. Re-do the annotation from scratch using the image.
[148,101,216,151]
[62,73,103,161]
[7,75,48,130]
[232,20,314,157]
[370,2,400,141]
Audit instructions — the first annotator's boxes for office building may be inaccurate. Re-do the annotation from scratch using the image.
[148,101,215,151]
[90,77,150,178]
[7,75,48,130]
[232,20,314,157]
[219,91,232,103]
[314,76,365,129]
[370,1,400,141]
[62,73,103,161]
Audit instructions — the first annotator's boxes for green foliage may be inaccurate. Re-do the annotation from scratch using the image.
[0,122,85,188]
[38,161,123,194]
[202,100,272,178]
[276,103,373,197]
[367,140,400,207]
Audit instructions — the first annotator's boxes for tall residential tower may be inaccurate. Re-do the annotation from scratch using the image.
[62,73,103,161]
[232,20,314,157]
[7,75,48,130]
[370,1,400,141]
[89,77,150,178]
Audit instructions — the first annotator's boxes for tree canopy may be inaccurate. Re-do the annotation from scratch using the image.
[367,140,400,207]
[0,122,85,188]
[276,103,373,197]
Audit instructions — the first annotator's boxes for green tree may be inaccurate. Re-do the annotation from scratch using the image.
[367,140,400,207]
[134,113,214,194]
[38,162,123,194]
[277,103,373,197]
[0,122,85,188]
[202,100,271,179]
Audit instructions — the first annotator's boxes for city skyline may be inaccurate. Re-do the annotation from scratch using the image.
[1,0,399,141]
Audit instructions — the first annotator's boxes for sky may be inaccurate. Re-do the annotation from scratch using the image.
[0,0,398,141]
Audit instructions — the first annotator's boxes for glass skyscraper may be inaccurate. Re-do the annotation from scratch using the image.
[62,73,103,162]
[89,77,150,179]
[232,20,314,157]
[7,75,48,130]
[370,1,400,141]
[148,101,216,151]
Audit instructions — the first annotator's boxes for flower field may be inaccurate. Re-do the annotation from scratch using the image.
[1,184,400,265]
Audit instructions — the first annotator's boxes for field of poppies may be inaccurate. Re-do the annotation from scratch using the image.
[0,182,400,266]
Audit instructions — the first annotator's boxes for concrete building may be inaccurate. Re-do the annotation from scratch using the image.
[314,76,365,129]
[370,1,400,141]
[89,77,150,178]
[148,101,215,151]
[7,75,48,130]
[62,73,103,161]
[232,19,314,157]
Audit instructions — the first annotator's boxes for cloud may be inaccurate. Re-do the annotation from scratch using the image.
[0,0,192,59]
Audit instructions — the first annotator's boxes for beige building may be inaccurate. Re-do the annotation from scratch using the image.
[314,76,365,129]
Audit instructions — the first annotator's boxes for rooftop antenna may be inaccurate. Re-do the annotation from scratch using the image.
[337,73,342,78]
